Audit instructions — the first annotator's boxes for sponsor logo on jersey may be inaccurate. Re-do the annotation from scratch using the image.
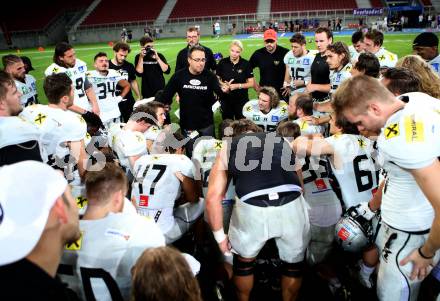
[253,115,260,121]
[65,70,72,77]
[300,121,308,129]
[271,115,279,122]
[384,123,399,139]
[357,138,366,149]
[431,63,439,72]
[139,195,149,207]
[214,141,222,150]
[303,58,310,65]
[404,116,424,143]
[237,69,242,74]
[76,196,88,209]
[189,79,201,86]
[273,60,280,66]
[379,55,385,61]
[65,232,83,250]
[245,105,252,112]
[337,227,350,241]
[288,58,295,64]
[183,84,208,90]
[78,66,85,72]
[34,113,47,125]
[105,228,130,240]
[31,82,37,90]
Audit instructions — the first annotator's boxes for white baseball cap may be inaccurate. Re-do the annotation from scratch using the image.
[0,161,67,265]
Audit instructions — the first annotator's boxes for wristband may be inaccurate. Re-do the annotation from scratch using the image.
[213,228,227,243]
[239,83,242,89]
[418,247,434,259]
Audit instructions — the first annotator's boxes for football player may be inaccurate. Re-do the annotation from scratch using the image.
[290,94,325,136]
[87,52,130,128]
[333,75,440,300]
[283,33,317,96]
[0,70,43,165]
[242,86,288,132]
[325,42,352,96]
[59,164,165,300]
[45,42,100,116]
[108,104,157,174]
[2,54,38,107]
[412,32,440,75]
[364,29,398,70]
[348,30,366,62]
[20,73,88,200]
[131,131,204,243]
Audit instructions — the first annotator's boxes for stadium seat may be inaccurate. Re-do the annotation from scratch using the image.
[169,0,257,19]
[370,0,385,7]
[82,0,166,25]
[3,0,92,31]
[271,0,358,12]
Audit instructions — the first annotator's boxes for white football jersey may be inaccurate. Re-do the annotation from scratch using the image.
[86,69,122,122]
[242,99,288,132]
[59,212,165,301]
[330,63,352,95]
[283,50,316,93]
[0,116,40,148]
[325,134,379,209]
[15,74,38,107]
[378,101,440,231]
[131,154,195,233]
[293,118,324,136]
[20,105,86,186]
[45,59,90,111]
[301,155,342,227]
[108,123,147,173]
[429,54,440,75]
[144,125,161,141]
[374,47,398,68]
[192,138,235,199]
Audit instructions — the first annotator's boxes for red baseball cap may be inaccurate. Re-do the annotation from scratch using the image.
[264,29,277,41]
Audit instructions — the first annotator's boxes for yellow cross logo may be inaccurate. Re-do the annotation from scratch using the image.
[34,113,46,125]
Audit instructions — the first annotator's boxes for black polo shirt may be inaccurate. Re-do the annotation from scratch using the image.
[249,45,289,94]
[0,259,79,300]
[157,68,222,130]
[175,44,216,72]
[216,56,253,102]
[134,52,171,98]
[310,52,330,101]
[109,60,136,103]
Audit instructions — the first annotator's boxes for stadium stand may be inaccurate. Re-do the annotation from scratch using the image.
[3,0,92,31]
[370,0,385,7]
[271,0,358,12]
[420,0,432,5]
[82,0,166,25]
[169,0,258,19]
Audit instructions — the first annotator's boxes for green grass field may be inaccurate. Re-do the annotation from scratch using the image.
[2,32,438,125]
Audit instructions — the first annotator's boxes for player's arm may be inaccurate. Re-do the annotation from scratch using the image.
[401,160,440,279]
[84,78,100,115]
[313,101,333,113]
[117,79,131,98]
[306,82,331,93]
[69,139,88,180]
[130,79,141,100]
[156,52,170,74]
[206,149,230,253]
[291,136,334,157]
[135,53,144,74]
[282,65,291,96]
[175,172,200,203]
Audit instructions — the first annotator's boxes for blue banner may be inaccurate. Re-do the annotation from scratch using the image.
[353,8,384,16]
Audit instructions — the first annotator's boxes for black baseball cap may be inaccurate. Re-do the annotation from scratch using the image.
[20,56,35,71]
[413,32,439,48]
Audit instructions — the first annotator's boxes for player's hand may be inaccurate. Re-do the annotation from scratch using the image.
[303,115,319,125]
[400,248,434,280]
[305,82,315,93]
[174,171,184,182]
[281,86,290,97]
[151,48,158,60]
[218,236,232,254]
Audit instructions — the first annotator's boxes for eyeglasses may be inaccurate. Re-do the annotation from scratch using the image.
[190,57,206,63]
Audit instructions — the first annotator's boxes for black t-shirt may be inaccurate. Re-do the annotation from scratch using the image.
[249,45,289,94]
[157,68,222,130]
[108,60,136,102]
[175,44,216,72]
[134,53,171,98]
[310,52,330,101]
[228,132,301,198]
[216,56,253,103]
[0,259,79,301]
[0,141,43,167]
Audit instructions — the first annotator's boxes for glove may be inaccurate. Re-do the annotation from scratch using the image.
[354,202,376,221]
[82,111,104,129]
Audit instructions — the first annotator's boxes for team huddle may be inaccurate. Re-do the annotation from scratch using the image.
[1,26,440,301]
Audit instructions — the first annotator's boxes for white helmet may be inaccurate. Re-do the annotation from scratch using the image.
[335,206,373,252]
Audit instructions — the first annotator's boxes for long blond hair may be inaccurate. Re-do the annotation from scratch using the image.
[396,55,440,99]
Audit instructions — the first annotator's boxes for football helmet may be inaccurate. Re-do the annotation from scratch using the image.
[335,206,373,252]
